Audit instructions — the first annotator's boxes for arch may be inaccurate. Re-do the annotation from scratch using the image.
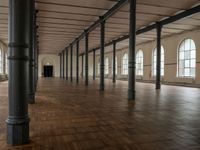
[136,49,143,76]
[42,57,54,66]
[177,38,196,77]
[122,52,128,75]
[152,46,165,76]
[41,57,55,77]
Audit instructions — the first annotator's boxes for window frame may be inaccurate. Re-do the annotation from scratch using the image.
[122,53,128,75]
[136,49,144,76]
[152,46,165,76]
[177,38,196,78]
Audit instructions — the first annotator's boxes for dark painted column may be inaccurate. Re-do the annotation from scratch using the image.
[28,0,35,104]
[100,18,105,91]
[81,54,84,78]
[7,0,30,145]
[113,41,116,83]
[62,51,65,79]
[85,31,89,86]
[156,22,162,89]
[76,40,79,83]
[65,47,68,80]
[128,0,136,100]
[34,12,38,90]
[36,42,39,81]
[70,44,73,82]
[34,24,39,84]
[93,50,96,80]
[60,53,62,78]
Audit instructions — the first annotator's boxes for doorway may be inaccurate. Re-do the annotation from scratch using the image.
[43,65,53,77]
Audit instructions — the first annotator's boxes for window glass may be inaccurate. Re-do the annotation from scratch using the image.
[178,39,196,77]
[122,53,128,75]
[136,50,143,76]
[152,46,164,76]
[105,57,109,75]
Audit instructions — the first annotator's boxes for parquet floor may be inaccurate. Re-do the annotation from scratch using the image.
[0,78,200,150]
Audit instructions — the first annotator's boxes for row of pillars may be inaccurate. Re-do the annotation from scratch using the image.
[5,0,162,146]
[6,0,39,145]
[59,0,162,98]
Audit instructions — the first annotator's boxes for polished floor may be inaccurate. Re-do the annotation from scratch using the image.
[0,78,200,150]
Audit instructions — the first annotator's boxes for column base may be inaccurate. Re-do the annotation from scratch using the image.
[100,86,104,91]
[128,89,135,100]
[6,116,30,146]
[29,93,35,104]
[156,85,161,89]
[85,81,88,86]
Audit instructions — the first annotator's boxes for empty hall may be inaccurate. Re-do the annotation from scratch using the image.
[0,0,200,149]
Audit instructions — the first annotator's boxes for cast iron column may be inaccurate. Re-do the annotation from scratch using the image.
[35,45,39,81]
[76,40,79,83]
[60,53,62,78]
[85,31,89,86]
[70,44,73,82]
[34,12,38,90]
[65,47,68,80]
[113,41,116,83]
[156,22,162,89]
[35,24,39,84]
[81,54,84,78]
[62,51,65,79]
[93,50,96,80]
[7,0,30,145]
[100,17,105,91]
[128,0,136,100]
[28,0,35,104]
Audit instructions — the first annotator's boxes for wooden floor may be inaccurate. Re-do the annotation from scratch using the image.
[0,78,200,150]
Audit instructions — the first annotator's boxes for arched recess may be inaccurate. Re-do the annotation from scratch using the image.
[41,57,55,77]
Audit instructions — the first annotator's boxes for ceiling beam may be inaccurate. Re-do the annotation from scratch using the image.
[80,4,200,55]
[63,0,129,52]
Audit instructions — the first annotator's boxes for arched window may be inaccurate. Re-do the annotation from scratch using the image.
[0,49,2,74]
[178,39,196,77]
[105,57,109,75]
[122,53,128,75]
[136,50,143,75]
[152,46,164,76]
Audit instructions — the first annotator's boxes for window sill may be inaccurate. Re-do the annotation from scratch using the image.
[176,77,195,79]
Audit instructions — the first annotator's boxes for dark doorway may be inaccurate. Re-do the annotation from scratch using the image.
[44,65,53,77]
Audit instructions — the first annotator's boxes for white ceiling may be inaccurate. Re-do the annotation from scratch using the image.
[0,0,199,54]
